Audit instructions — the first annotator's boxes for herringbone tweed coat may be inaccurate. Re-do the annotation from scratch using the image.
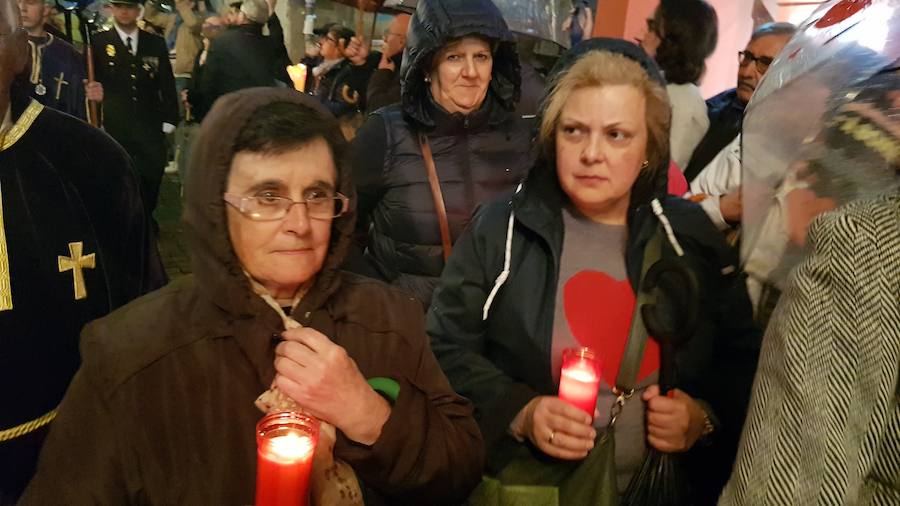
[720,193,900,505]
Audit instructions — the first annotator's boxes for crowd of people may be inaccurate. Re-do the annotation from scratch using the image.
[1,0,898,504]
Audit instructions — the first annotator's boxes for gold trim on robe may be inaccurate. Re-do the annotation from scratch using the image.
[0,100,45,311]
[0,408,58,442]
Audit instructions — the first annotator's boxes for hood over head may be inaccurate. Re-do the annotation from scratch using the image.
[526,37,671,214]
[185,88,356,319]
[399,0,521,129]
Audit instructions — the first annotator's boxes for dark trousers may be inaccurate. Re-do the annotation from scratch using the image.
[116,134,167,215]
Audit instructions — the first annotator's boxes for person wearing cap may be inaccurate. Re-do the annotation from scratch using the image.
[309,22,344,88]
[15,0,89,120]
[189,0,290,119]
[89,0,178,216]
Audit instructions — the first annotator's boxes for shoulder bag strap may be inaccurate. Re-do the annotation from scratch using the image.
[609,226,663,421]
[418,133,453,262]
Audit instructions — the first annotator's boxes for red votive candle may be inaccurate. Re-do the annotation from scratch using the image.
[558,347,601,419]
[255,411,319,506]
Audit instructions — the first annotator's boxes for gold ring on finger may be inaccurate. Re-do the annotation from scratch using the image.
[548,430,555,444]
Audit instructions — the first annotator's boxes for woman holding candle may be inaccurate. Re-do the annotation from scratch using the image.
[428,38,761,503]
[21,88,484,505]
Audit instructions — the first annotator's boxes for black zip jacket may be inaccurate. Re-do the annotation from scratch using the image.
[427,38,762,504]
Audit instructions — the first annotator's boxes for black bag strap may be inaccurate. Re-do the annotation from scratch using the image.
[613,226,663,400]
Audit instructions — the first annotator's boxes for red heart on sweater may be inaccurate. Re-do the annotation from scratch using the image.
[563,271,659,388]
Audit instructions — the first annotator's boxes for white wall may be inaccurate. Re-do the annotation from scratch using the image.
[700,0,755,97]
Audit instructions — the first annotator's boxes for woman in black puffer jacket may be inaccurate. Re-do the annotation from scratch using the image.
[349,0,535,309]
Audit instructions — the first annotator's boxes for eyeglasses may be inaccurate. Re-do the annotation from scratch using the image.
[223,192,350,221]
[738,50,774,74]
[320,35,337,45]
[383,30,404,39]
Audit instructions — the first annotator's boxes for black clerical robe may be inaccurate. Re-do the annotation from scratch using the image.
[0,95,166,503]
[26,34,87,121]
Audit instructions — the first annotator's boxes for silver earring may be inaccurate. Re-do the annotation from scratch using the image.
[424,76,431,83]
[641,160,650,169]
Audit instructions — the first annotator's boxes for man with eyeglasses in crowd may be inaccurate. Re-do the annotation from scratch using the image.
[685,22,797,183]
[685,22,796,231]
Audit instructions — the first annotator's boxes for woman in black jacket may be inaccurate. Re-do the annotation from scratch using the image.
[427,39,761,503]
[349,0,535,308]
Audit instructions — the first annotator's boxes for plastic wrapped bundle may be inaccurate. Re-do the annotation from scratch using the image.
[740,0,900,294]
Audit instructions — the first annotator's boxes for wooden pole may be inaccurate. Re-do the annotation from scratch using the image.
[368,10,377,51]
[79,11,101,128]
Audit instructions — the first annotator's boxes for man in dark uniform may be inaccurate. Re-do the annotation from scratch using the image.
[17,0,87,120]
[0,0,166,502]
[89,0,178,214]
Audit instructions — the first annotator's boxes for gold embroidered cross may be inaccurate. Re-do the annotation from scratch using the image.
[54,72,68,101]
[58,242,95,300]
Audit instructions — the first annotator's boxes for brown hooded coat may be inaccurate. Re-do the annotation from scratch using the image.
[20,88,484,505]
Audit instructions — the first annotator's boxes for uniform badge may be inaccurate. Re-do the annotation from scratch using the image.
[34,83,47,96]
[106,44,116,57]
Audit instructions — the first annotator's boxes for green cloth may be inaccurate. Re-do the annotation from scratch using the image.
[367,377,400,402]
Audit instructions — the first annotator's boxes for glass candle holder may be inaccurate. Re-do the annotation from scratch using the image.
[286,63,308,93]
[255,411,319,506]
[558,347,601,419]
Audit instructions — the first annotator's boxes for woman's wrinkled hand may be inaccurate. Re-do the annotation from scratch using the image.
[516,396,596,460]
[642,385,707,453]
[274,327,391,445]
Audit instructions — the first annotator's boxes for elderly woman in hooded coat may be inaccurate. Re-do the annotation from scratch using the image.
[20,88,483,506]
[349,0,535,309]
[427,39,761,503]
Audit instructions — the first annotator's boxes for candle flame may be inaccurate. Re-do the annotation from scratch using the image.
[562,364,597,383]
[268,433,314,461]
